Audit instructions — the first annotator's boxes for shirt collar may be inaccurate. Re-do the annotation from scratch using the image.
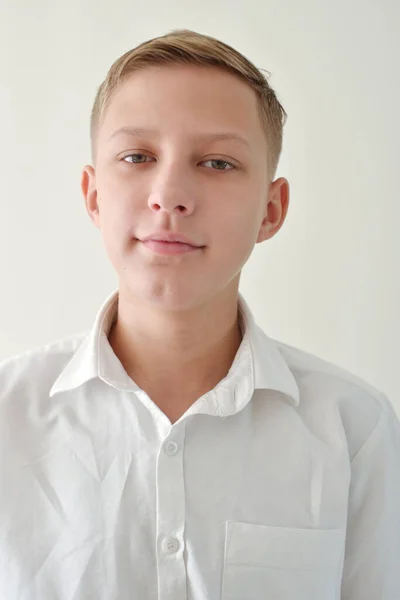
[49,289,300,409]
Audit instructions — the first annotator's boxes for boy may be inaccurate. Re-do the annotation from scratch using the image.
[0,29,399,600]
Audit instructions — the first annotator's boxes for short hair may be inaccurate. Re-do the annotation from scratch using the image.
[90,29,287,178]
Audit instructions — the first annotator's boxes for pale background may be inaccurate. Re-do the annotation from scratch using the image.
[0,0,399,413]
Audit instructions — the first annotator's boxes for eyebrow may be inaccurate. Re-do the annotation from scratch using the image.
[107,126,252,151]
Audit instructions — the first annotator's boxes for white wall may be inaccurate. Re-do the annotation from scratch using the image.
[0,0,399,412]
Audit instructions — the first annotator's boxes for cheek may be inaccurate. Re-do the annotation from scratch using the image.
[225,208,260,247]
[214,211,259,271]
[97,183,140,230]
[96,195,134,261]
[97,170,141,210]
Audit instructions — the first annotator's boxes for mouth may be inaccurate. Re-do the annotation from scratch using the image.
[138,239,203,256]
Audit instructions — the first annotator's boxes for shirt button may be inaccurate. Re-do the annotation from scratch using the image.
[163,536,180,554]
[164,441,178,456]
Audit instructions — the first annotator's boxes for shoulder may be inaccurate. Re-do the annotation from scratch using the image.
[275,338,384,399]
[0,332,88,402]
[273,338,396,460]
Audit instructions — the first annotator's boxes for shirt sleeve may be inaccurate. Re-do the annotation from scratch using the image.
[341,394,400,599]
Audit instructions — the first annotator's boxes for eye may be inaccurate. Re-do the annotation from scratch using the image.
[120,154,236,170]
[201,159,235,171]
[122,153,154,164]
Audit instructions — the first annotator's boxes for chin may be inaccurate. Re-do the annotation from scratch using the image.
[123,278,208,312]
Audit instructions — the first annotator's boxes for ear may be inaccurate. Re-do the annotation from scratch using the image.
[81,165,101,229]
[256,177,290,244]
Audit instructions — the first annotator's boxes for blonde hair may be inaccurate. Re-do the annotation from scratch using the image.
[90,29,287,178]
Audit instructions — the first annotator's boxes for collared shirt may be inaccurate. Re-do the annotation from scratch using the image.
[0,289,399,600]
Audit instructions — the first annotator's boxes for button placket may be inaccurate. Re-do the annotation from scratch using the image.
[156,423,187,600]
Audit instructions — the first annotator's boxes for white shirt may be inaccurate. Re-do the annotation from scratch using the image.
[0,289,399,600]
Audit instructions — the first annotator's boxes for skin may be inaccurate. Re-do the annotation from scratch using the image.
[81,64,289,423]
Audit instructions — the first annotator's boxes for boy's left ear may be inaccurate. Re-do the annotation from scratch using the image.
[256,177,290,243]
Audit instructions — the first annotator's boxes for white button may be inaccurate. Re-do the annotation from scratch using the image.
[164,441,178,456]
[163,536,180,554]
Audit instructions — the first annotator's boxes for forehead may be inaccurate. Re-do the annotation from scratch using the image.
[98,65,266,149]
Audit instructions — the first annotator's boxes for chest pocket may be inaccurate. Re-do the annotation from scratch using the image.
[221,521,345,600]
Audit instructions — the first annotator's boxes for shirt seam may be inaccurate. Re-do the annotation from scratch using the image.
[349,403,386,467]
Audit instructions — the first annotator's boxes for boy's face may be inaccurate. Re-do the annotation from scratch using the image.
[82,65,288,310]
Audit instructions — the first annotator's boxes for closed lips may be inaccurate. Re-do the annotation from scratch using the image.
[139,233,204,247]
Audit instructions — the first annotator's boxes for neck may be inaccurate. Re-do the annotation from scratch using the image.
[108,289,243,416]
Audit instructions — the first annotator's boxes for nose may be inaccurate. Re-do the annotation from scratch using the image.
[147,164,197,216]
